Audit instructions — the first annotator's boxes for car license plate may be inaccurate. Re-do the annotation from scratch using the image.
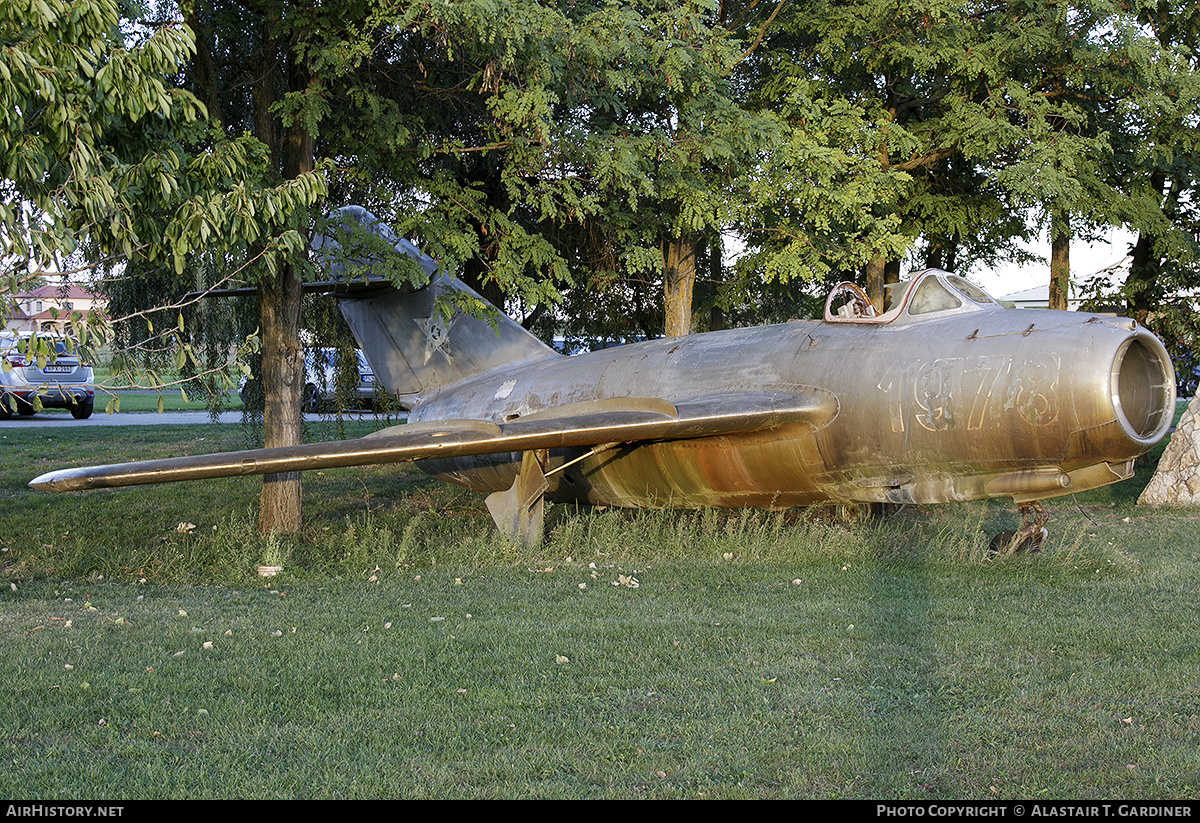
[43,365,73,374]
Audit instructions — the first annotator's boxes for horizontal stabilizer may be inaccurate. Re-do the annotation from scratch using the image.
[30,388,836,493]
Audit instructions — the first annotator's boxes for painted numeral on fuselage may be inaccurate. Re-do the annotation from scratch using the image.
[878,354,1059,434]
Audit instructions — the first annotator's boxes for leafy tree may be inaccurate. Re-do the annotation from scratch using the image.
[741,0,1020,309]
[131,0,768,528]
[732,73,914,307]
[1106,1,1200,323]
[375,0,784,342]
[738,0,1198,316]
[160,0,641,531]
[1,0,318,401]
[566,1,778,337]
[985,0,1158,310]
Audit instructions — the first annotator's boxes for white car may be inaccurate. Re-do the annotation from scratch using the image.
[0,334,95,419]
[239,348,376,412]
[301,348,375,412]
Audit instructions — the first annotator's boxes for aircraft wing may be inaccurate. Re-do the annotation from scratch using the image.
[29,388,837,493]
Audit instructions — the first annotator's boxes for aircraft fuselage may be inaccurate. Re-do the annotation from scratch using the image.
[411,304,1174,510]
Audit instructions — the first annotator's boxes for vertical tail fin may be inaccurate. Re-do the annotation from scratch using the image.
[334,275,557,407]
[316,207,558,408]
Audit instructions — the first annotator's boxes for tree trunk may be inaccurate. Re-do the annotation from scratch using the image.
[708,237,725,332]
[256,32,316,535]
[1125,172,1166,324]
[460,162,507,310]
[663,235,698,337]
[257,264,305,534]
[184,6,222,123]
[943,241,958,274]
[1048,208,1071,311]
[462,255,507,310]
[1126,232,1157,324]
[864,253,886,313]
[253,8,279,166]
[865,112,894,313]
[884,259,901,310]
[926,244,944,271]
[926,237,959,273]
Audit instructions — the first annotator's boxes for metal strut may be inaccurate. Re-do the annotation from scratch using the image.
[485,450,549,549]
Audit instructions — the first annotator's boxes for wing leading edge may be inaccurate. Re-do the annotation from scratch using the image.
[28,388,838,494]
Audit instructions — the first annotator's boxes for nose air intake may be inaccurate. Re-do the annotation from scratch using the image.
[1112,333,1176,445]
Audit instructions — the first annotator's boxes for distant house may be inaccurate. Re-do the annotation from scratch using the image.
[995,256,1131,312]
[995,283,1089,311]
[5,284,107,335]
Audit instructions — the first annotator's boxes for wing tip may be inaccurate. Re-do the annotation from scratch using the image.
[29,470,75,492]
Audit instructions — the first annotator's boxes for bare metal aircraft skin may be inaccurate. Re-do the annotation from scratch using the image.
[29,220,1177,546]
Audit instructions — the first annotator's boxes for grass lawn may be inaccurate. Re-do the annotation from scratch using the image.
[0,418,1198,798]
[97,389,243,414]
[21,389,243,416]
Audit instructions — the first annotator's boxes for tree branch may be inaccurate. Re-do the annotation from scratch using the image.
[738,0,787,63]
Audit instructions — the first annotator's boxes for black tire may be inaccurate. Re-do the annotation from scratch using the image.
[17,400,35,416]
[986,528,1044,557]
[70,399,94,420]
[0,394,11,420]
[302,383,322,413]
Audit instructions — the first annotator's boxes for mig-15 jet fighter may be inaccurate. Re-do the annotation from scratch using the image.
[31,213,1176,551]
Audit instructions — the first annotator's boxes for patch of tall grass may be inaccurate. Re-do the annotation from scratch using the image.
[222,496,1134,582]
[10,488,1139,585]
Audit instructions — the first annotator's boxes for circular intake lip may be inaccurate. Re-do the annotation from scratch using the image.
[1111,331,1176,446]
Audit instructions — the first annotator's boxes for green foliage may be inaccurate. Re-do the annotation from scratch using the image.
[0,0,325,282]
[309,0,782,340]
[1,0,325,403]
[738,0,996,284]
[736,84,914,284]
[736,0,1200,304]
[8,0,1200,358]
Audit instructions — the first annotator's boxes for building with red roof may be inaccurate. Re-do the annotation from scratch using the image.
[5,284,106,335]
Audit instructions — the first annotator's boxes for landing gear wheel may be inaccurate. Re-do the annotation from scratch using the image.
[987,501,1049,557]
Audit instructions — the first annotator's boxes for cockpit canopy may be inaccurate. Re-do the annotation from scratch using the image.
[824,269,1001,324]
